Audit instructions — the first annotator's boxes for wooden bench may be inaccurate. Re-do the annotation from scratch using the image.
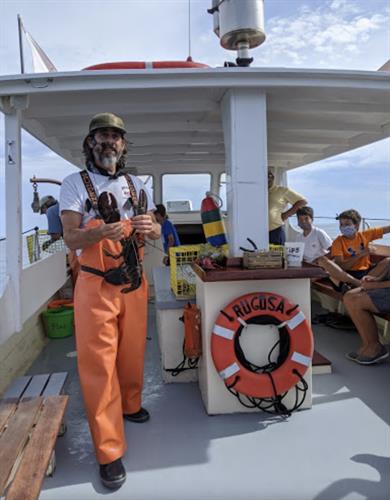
[0,372,68,500]
[312,279,390,323]
[312,250,390,340]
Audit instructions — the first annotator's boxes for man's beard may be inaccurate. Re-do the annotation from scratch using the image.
[101,155,118,168]
[93,142,122,169]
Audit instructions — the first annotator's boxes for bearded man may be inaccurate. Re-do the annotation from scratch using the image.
[60,113,161,489]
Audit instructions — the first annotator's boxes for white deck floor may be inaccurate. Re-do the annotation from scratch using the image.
[29,303,390,500]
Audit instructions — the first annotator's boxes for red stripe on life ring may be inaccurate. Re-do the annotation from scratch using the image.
[83,60,209,71]
[211,292,314,398]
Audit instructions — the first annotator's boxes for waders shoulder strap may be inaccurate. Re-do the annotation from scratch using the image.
[80,170,99,214]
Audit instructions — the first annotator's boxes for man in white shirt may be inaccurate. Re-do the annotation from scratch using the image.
[60,113,161,490]
[295,206,332,263]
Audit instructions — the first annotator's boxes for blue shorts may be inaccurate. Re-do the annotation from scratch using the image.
[269,226,285,245]
[367,288,390,313]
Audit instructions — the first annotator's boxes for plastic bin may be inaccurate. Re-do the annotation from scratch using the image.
[169,244,201,299]
[42,307,74,338]
[47,299,74,309]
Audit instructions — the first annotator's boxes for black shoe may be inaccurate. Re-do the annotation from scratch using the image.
[99,458,126,490]
[123,407,150,423]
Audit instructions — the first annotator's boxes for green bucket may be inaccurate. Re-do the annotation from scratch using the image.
[42,307,74,339]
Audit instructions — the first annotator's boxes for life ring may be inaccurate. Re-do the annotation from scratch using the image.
[83,60,209,71]
[211,292,313,398]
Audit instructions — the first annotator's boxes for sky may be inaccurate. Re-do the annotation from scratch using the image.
[0,0,389,237]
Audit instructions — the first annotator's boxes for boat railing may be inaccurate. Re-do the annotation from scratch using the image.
[24,227,67,264]
[0,228,67,295]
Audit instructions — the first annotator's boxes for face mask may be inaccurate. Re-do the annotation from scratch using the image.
[298,222,311,231]
[340,225,356,237]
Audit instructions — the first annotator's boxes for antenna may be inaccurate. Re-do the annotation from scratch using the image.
[187,0,192,61]
[17,14,25,74]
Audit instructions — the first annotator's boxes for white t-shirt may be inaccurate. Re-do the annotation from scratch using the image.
[295,226,332,263]
[60,170,155,227]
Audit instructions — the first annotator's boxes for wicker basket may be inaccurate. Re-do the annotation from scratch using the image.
[242,245,284,269]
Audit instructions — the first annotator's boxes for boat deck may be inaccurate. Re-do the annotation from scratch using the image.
[28,302,390,500]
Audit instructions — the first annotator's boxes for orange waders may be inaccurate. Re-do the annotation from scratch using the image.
[74,219,148,464]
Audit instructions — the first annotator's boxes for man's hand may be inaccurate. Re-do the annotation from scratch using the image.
[131,214,154,234]
[42,240,52,251]
[131,213,161,240]
[94,222,124,242]
[361,275,379,283]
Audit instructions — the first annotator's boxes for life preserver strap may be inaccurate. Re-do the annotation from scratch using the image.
[211,292,314,399]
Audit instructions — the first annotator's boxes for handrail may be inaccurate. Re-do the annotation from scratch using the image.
[0,227,37,242]
[29,176,62,186]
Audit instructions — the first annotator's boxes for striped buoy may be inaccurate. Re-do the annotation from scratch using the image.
[200,192,228,248]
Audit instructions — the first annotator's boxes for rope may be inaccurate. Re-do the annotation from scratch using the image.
[225,314,308,415]
[165,341,199,376]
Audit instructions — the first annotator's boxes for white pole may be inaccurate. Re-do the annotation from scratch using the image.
[4,95,29,332]
[221,89,269,255]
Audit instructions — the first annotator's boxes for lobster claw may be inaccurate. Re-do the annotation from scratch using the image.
[136,189,148,216]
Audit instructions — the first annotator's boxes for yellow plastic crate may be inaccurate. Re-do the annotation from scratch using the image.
[26,230,67,264]
[169,244,201,299]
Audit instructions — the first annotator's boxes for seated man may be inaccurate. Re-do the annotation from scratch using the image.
[154,204,181,265]
[268,167,307,245]
[295,206,332,263]
[343,257,390,365]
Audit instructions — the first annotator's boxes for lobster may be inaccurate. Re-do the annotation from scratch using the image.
[97,189,148,293]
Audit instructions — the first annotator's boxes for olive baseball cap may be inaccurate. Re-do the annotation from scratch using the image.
[88,112,126,134]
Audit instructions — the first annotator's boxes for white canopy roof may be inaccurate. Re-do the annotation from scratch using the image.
[0,67,389,174]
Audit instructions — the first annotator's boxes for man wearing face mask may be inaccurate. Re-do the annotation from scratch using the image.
[60,113,161,490]
[331,209,390,282]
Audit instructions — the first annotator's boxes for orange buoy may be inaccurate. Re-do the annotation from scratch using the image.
[83,60,209,70]
[211,292,313,398]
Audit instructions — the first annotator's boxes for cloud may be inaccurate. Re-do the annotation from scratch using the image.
[254,0,390,69]
[288,138,390,219]
[294,138,390,174]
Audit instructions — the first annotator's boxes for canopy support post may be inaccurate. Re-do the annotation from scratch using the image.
[221,89,269,256]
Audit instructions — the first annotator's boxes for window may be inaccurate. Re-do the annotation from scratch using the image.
[162,174,211,211]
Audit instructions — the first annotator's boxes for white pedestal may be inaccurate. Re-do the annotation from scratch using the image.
[196,276,312,415]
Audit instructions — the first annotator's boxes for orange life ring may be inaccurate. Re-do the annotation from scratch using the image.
[83,60,209,71]
[211,292,313,398]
